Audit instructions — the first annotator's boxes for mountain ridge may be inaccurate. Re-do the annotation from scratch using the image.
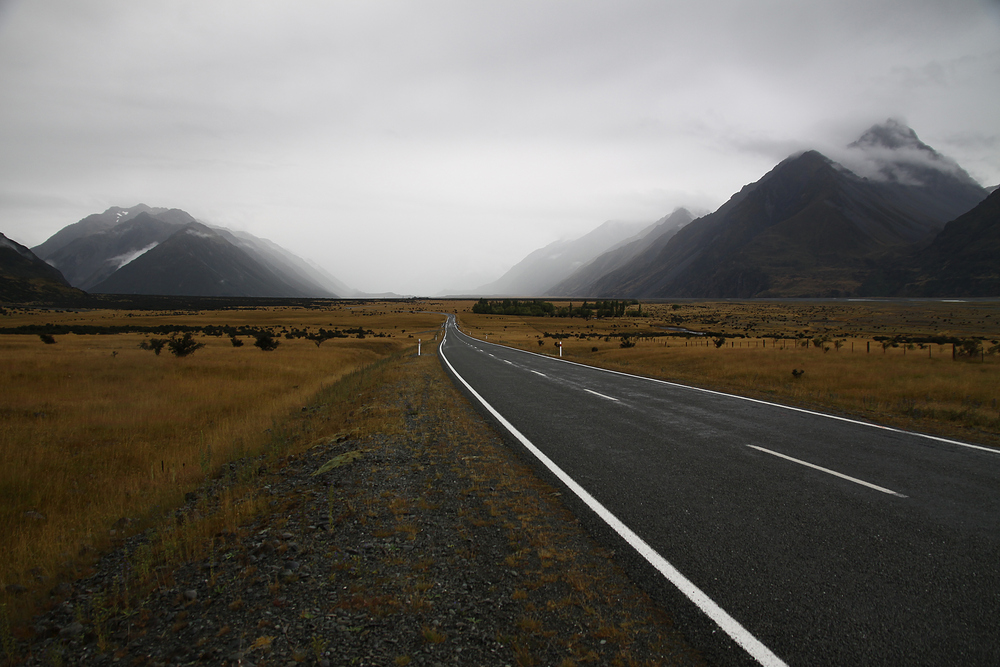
[546,121,989,298]
[33,205,349,298]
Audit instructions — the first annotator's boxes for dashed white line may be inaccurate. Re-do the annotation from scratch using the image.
[585,388,620,402]
[748,445,907,498]
[439,322,787,667]
[450,320,995,456]
[531,370,547,378]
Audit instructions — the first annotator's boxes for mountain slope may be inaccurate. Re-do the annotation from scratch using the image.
[42,211,189,290]
[549,208,693,296]
[35,205,346,298]
[899,189,1000,296]
[0,233,84,302]
[473,219,648,296]
[31,204,172,259]
[90,223,315,297]
[217,229,343,297]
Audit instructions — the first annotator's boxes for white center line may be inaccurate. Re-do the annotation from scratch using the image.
[504,360,513,365]
[748,445,907,498]
[531,370,547,377]
[585,388,620,402]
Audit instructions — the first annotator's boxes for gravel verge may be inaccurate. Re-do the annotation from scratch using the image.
[11,353,705,666]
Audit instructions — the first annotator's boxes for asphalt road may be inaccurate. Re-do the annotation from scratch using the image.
[437,315,1000,666]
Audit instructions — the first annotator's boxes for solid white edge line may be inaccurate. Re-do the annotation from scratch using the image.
[747,445,907,498]
[450,322,996,456]
[440,320,788,667]
[584,388,620,402]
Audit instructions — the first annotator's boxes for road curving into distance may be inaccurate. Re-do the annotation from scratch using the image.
[436,314,1000,666]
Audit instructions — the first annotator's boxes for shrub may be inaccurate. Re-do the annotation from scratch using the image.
[139,338,168,355]
[254,333,280,352]
[620,336,636,349]
[38,333,56,344]
[956,339,983,358]
[713,337,726,348]
[167,332,205,357]
[229,335,244,347]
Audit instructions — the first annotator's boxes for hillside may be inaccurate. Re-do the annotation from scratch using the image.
[0,233,84,303]
[90,223,318,297]
[895,189,1000,296]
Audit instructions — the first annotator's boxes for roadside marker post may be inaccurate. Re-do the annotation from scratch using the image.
[418,339,421,356]
[558,341,562,358]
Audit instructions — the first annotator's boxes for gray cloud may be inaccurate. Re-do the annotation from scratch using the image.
[0,0,998,294]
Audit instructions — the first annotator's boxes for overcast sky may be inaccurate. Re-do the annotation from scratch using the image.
[1,1,998,295]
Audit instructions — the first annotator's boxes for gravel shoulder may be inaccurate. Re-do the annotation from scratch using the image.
[12,352,705,666]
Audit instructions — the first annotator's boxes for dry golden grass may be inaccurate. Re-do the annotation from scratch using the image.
[0,303,443,607]
[457,300,1000,446]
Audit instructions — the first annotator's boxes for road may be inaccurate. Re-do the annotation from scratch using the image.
[437,315,1000,666]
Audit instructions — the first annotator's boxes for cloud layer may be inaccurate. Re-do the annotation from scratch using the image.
[1,1,998,294]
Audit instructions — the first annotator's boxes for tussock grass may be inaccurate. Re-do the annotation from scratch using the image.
[0,304,433,617]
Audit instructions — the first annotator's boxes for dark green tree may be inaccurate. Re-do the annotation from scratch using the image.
[167,332,205,357]
[254,333,280,352]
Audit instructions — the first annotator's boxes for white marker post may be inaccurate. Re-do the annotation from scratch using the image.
[418,339,421,356]
[557,341,562,358]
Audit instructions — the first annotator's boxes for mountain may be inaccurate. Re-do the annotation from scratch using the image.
[42,211,191,290]
[90,223,319,297]
[548,208,693,296]
[843,118,987,226]
[893,189,1000,296]
[472,220,649,297]
[0,233,84,303]
[34,205,347,298]
[570,121,988,298]
[31,204,173,260]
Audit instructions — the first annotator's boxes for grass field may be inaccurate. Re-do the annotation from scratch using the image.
[457,299,1000,446]
[0,301,445,621]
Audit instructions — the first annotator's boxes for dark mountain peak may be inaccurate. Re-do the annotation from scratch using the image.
[850,118,928,152]
[845,119,981,190]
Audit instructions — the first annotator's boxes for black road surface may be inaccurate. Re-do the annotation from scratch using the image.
[437,315,1000,666]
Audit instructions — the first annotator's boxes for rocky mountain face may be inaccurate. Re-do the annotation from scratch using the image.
[472,219,649,297]
[0,233,84,302]
[560,121,989,298]
[33,206,347,298]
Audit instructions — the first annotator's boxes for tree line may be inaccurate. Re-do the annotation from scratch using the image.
[471,299,640,319]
